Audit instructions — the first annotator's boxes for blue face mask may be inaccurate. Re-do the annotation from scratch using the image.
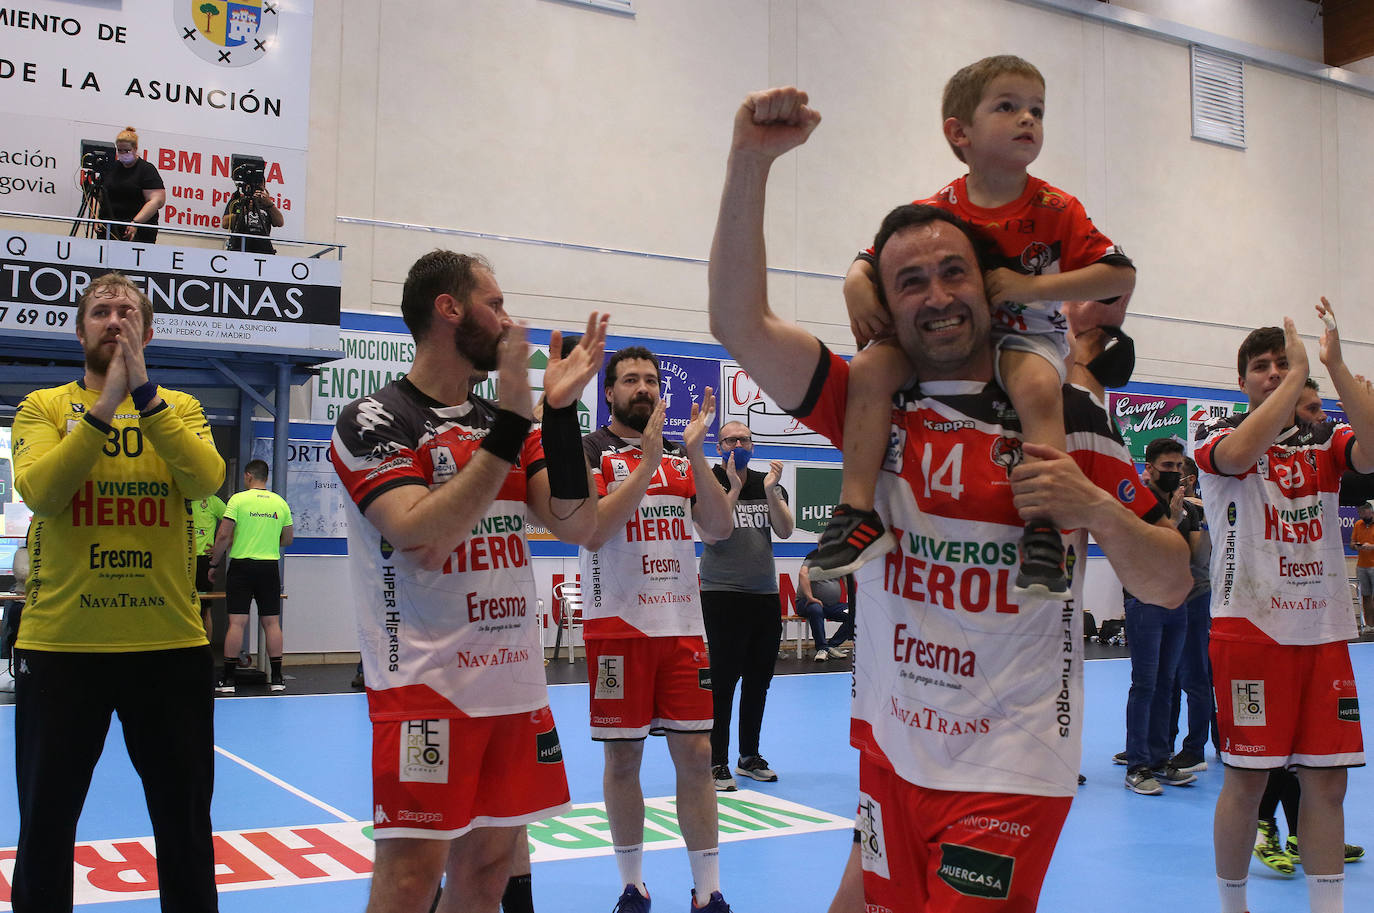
[730,447,751,471]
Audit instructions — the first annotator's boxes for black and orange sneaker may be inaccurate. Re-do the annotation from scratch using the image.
[1014,523,1070,601]
[805,504,895,582]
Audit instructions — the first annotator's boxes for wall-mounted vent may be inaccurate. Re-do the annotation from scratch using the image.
[1191,46,1246,149]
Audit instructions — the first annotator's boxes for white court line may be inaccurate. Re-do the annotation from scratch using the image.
[214,744,357,822]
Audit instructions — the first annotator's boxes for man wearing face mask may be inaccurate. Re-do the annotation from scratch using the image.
[698,421,794,792]
[1115,437,1196,795]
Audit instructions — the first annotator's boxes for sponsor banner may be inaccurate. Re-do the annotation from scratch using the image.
[310,330,596,433]
[1186,399,1246,452]
[793,465,843,536]
[719,361,829,446]
[1108,392,1188,463]
[1,230,340,353]
[0,1,313,150]
[598,352,719,444]
[0,792,849,907]
[251,434,349,539]
[1,113,307,236]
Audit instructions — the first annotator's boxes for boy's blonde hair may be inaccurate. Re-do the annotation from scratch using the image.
[942,55,1045,162]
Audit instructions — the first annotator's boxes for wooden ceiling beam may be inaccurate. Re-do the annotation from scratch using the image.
[1323,0,1374,67]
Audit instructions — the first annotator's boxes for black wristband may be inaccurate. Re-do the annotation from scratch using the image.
[131,380,158,412]
[541,401,590,500]
[480,409,533,464]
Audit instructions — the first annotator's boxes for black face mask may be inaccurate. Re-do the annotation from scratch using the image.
[1086,326,1136,388]
[1154,470,1182,494]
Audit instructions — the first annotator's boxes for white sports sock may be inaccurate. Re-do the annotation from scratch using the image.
[1307,873,1344,913]
[613,844,645,895]
[1217,875,1248,913]
[688,847,720,901]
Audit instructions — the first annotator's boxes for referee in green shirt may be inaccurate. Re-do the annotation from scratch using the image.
[209,459,293,693]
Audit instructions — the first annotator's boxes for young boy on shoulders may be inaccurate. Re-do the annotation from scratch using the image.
[810,55,1135,597]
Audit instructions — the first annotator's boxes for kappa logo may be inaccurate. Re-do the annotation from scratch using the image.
[176,0,279,68]
[374,804,390,824]
[989,436,1023,477]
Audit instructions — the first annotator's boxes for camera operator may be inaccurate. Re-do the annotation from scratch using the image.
[98,127,166,243]
[221,163,282,255]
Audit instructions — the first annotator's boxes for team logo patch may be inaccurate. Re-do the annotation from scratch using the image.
[379,537,394,559]
[698,667,712,691]
[595,655,625,700]
[881,423,906,473]
[937,843,1015,899]
[1231,680,1266,727]
[536,726,564,764]
[611,458,631,482]
[1338,697,1360,723]
[399,719,449,783]
[1227,502,1237,526]
[1019,241,1053,274]
[856,791,890,879]
[1116,479,1136,504]
[431,446,458,483]
[990,436,1024,476]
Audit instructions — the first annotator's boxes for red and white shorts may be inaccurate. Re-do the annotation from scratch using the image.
[371,706,571,839]
[1211,638,1364,768]
[584,635,712,740]
[856,756,1072,913]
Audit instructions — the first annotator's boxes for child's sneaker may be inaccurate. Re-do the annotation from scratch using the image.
[805,505,895,581]
[1253,821,1294,876]
[689,890,732,912]
[712,764,737,792]
[613,883,651,913]
[735,755,778,782]
[1014,523,1070,600]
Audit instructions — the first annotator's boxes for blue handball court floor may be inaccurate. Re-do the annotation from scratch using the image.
[1,646,1373,912]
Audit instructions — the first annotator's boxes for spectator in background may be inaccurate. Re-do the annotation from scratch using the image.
[699,421,794,792]
[1166,456,1214,775]
[1116,437,1197,795]
[1296,377,1327,426]
[1352,501,1374,634]
[0,542,28,693]
[99,127,165,243]
[795,553,854,662]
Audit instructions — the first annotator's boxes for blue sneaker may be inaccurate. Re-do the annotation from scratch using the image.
[613,884,651,913]
[690,889,733,912]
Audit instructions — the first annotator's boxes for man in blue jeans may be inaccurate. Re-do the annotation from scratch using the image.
[1167,457,1215,774]
[1117,437,1197,794]
[794,551,854,661]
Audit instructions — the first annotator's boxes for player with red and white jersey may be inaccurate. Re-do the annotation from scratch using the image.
[707,87,1190,913]
[578,345,738,913]
[1194,307,1372,913]
[330,249,607,913]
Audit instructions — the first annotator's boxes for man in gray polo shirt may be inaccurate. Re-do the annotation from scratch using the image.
[699,420,794,791]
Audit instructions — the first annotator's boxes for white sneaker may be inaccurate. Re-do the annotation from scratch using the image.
[813,649,828,662]
[826,645,849,659]
[0,667,14,693]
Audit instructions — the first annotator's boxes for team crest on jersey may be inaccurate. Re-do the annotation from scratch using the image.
[1227,502,1237,526]
[856,791,890,879]
[672,456,690,479]
[1019,241,1053,274]
[610,457,631,482]
[990,436,1024,476]
[882,424,907,473]
[1116,479,1136,504]
[71,402,85,413]
[431,446,457,483]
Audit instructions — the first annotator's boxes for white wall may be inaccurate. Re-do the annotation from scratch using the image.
[283,0,1374,652]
